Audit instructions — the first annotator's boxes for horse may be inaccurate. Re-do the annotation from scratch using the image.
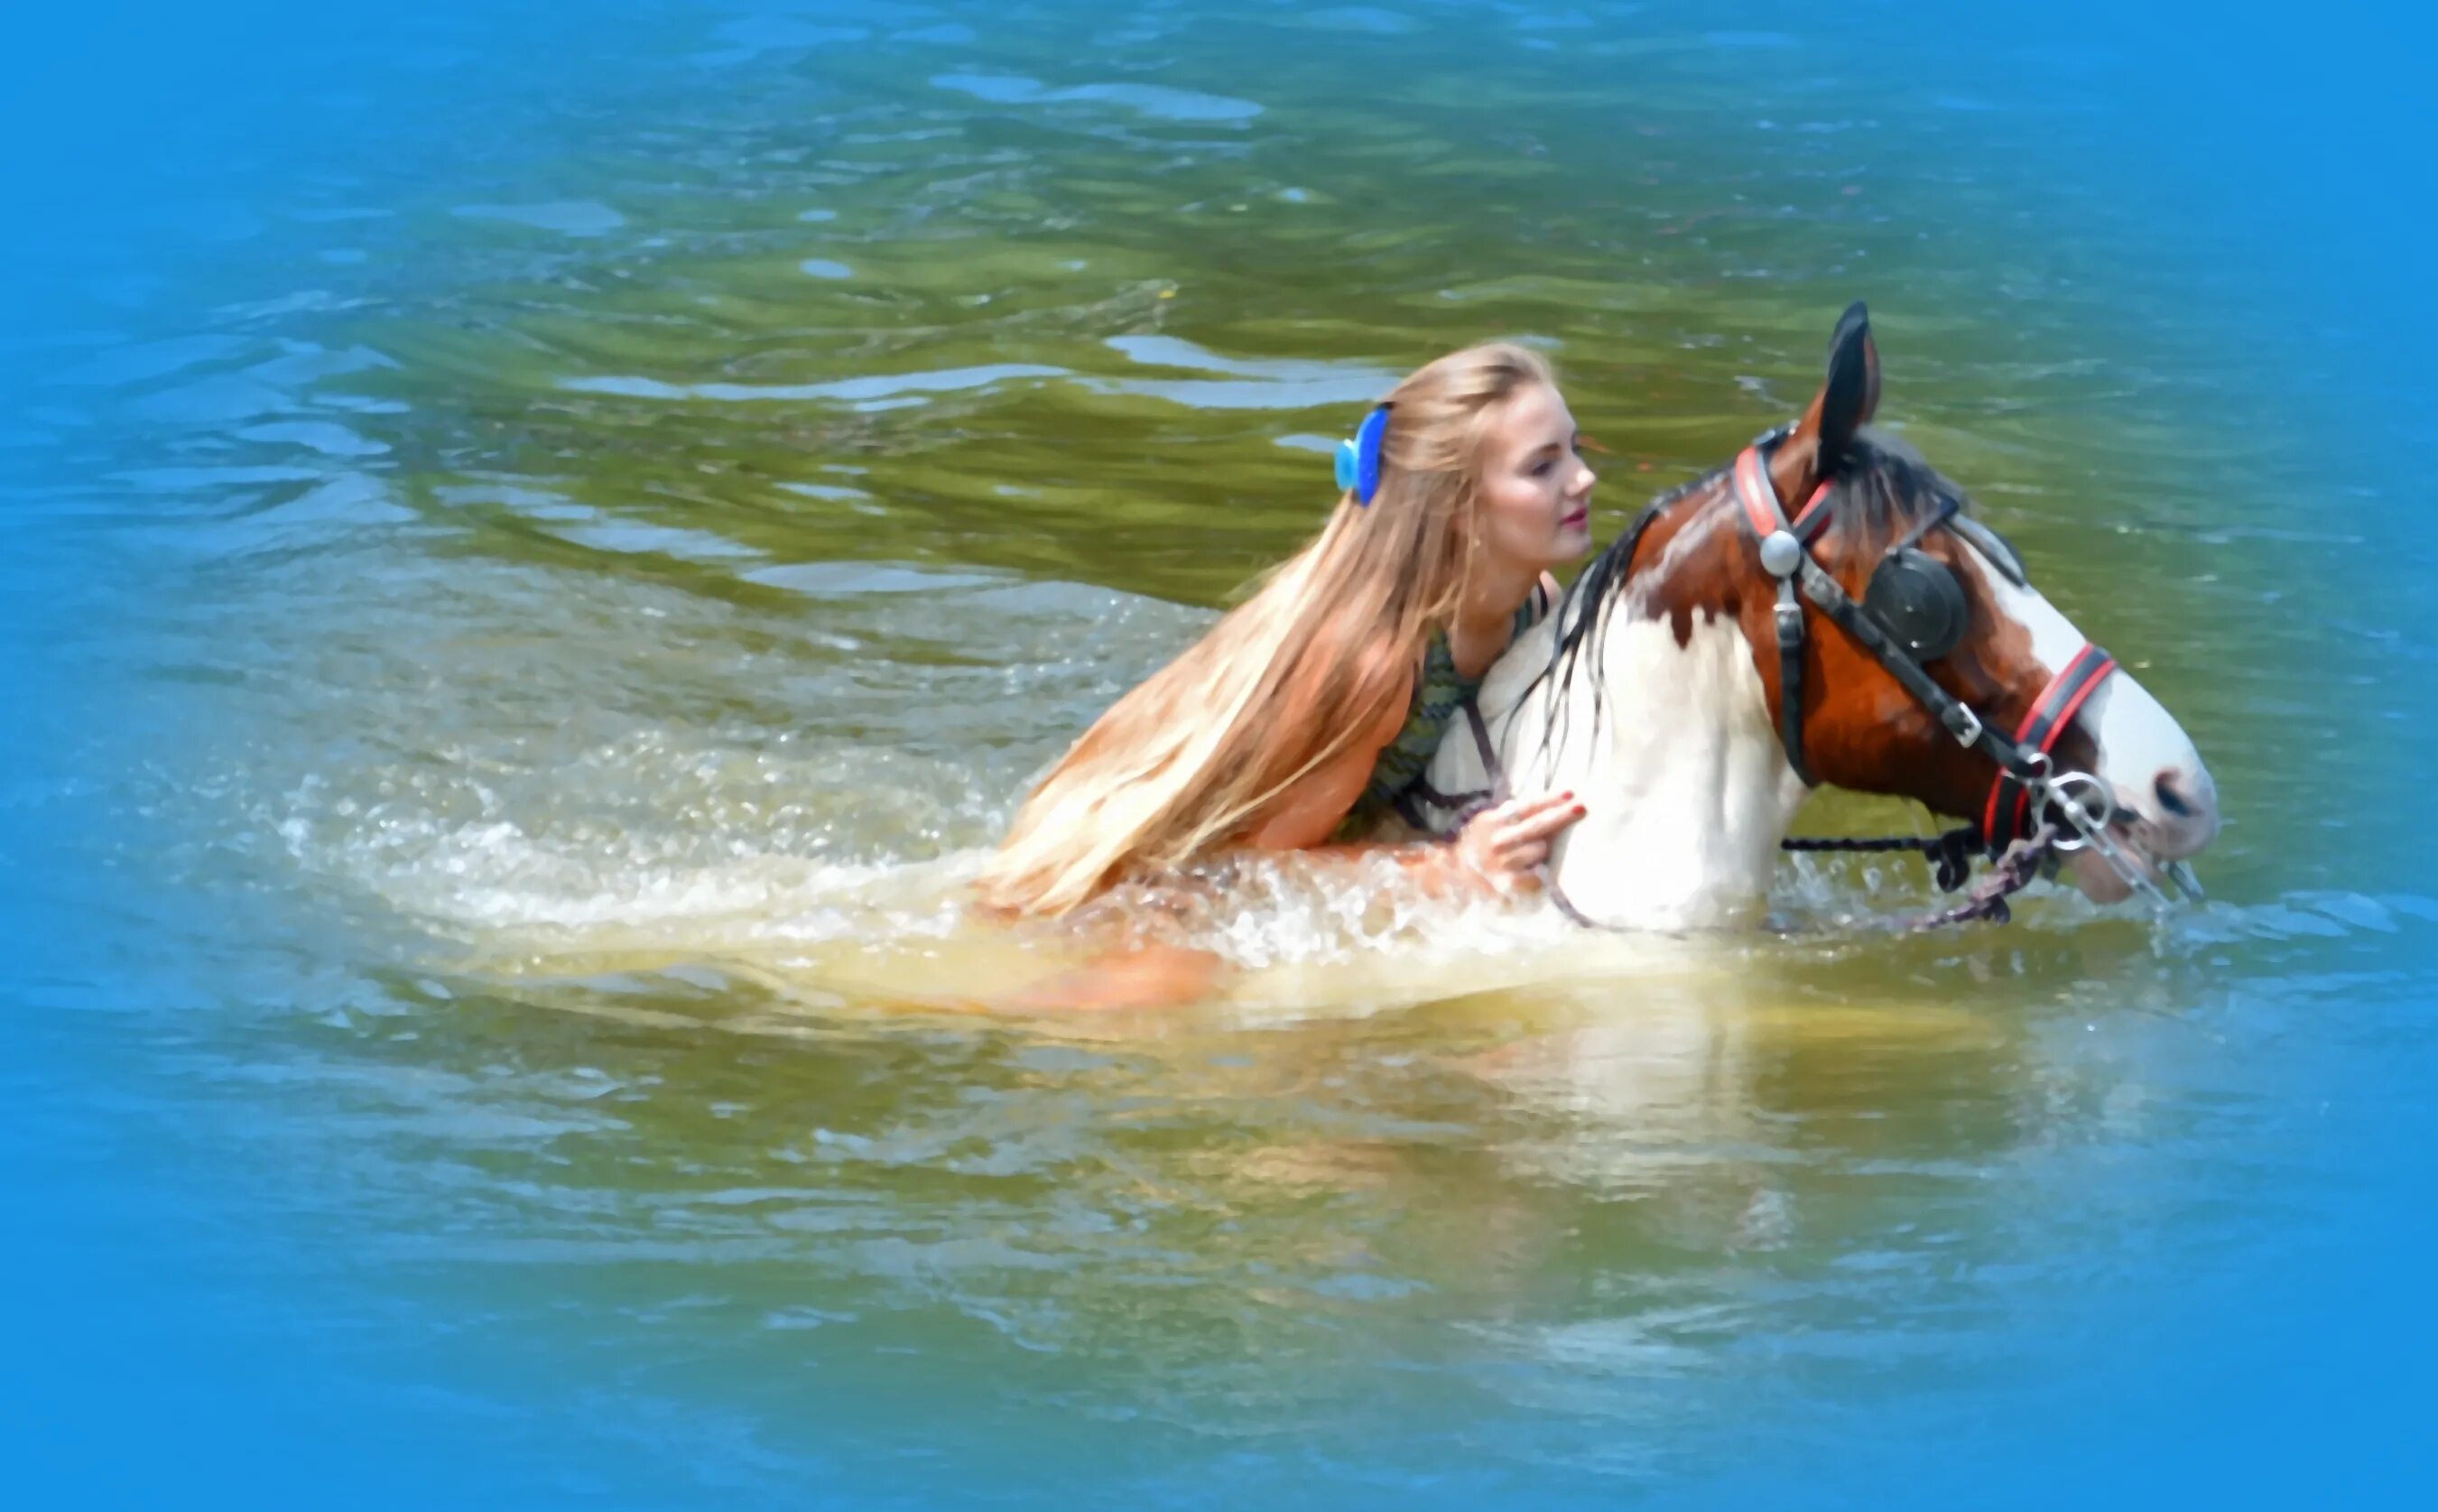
[1411,302,2221,931]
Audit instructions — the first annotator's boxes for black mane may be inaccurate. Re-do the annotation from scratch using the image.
[1814,428,1973,551]
[1522,426,1971,750]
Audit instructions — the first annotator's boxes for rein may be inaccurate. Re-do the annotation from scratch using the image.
[1729,435,2173,909]
[1451,688,2063,932]
[1432,432,2179,930]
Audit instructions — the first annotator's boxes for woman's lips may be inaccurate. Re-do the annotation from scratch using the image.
[1562,505,1590,529]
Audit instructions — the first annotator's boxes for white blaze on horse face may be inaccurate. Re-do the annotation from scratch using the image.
[1957,541,2220,887]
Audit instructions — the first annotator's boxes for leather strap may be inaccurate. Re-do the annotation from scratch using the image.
[1774,576,1811,786]
[1734,444,1825,785]
[1982,644,2117,845]
[1734,445,1832,543]
[1461,698,1506,804]
[1460,694,1599,928]
[1733,441,2083,816]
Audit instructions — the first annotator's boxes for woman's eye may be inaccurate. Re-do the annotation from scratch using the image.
[1530,458,1556,477]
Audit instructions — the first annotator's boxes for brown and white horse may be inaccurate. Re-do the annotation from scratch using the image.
[1417,304,2220,930]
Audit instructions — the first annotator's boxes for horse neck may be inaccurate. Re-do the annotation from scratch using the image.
[1483,500,1810,928]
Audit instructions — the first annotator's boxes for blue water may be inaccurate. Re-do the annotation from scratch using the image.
[6,3,2436,1507]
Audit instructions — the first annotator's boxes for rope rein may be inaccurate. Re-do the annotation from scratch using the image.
[1410,464,2074,930]
[1780,825,1980,894]
[1906,822,2061,929]
[1441,690,2057,930]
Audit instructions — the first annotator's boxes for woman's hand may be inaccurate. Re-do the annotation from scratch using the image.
[1451,791,1587,894]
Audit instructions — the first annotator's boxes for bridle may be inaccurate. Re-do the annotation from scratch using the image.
[1727,431,2177,906]
[1427,428,2192,925]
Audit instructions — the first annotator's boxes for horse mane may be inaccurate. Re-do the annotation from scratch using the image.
[1813,428,1973,551]
[1520,425,1970,757]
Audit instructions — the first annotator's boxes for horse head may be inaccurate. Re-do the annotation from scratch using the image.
[1437,303,2220,924]
[1742,303,2220,904]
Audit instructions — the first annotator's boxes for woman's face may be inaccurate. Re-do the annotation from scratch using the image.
[1475,382,1597,578]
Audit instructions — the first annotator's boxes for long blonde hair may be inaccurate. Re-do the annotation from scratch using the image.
[976,340,1557,916]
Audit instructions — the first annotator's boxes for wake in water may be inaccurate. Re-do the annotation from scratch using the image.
[165,545,1612,1011]
[89,518,2293,1033]
[148,487,2263,1021]
[239,641,2198,1024]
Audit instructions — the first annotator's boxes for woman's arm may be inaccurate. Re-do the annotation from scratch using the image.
[1240,650,1582,892]
[1241,657,1412,851]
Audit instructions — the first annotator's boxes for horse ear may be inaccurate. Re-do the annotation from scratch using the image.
[1780,301,1878,498]
[1817,301,1877,465]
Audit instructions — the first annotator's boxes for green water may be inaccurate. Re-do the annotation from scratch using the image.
[31,2,2424,1498]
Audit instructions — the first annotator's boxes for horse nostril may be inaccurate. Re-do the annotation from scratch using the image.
[2154,772,2196,819]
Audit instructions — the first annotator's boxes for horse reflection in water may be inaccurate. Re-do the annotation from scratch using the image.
[1413,302,2219,929]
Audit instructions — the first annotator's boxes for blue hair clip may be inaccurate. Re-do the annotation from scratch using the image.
[1333,404,1391,506]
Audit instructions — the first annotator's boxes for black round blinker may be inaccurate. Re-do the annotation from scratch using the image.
[1862,549,1969,662]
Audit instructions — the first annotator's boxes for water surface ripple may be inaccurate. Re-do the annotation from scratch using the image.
[7,2,2432,1505]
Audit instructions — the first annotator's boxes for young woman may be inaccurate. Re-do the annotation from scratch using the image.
[978,340,1597,919]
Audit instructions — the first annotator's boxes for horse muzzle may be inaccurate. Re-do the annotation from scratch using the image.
[2056,758,2220,904]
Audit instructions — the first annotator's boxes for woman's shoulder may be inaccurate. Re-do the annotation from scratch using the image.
[1282,621,1415,723]
[1355,633,1419,711]
[1241,643,1414,852]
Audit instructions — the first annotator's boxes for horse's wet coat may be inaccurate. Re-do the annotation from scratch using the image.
[1957,539,2222,898]
[1422,321,2220,927]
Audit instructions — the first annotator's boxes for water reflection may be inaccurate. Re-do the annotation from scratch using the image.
[254,913,2143,1484]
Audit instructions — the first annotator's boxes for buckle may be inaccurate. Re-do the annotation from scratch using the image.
[1945,704,1984,748]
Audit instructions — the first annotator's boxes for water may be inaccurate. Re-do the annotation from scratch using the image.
[7,3,2435,1505]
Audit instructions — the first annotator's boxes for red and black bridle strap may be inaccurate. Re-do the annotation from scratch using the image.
[1733,445,1831,784]
[1983,644,2117,847]
[1734,441,2110,847]
[1733,445,1832,544]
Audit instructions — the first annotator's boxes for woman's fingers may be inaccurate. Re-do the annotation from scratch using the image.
[1482,793,1584,852]
[1454,792,1586,890]
[1456,793,1584,871]
[1480,791,1568,828]
[1500,793,1587,846]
